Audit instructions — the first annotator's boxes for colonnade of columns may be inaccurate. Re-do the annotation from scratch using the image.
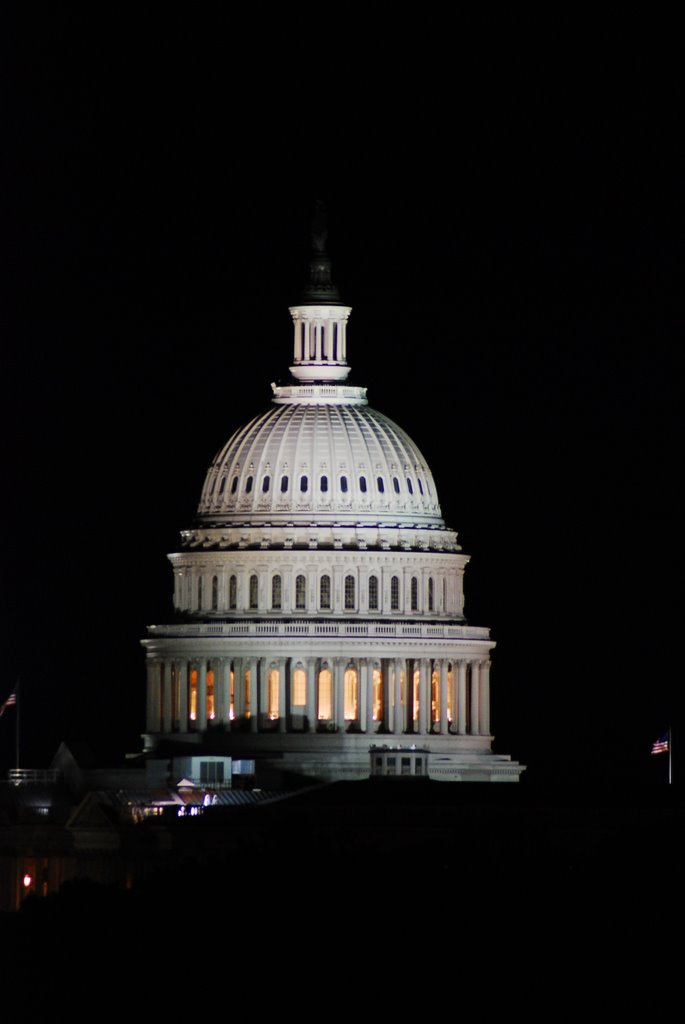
[146,654,491,739]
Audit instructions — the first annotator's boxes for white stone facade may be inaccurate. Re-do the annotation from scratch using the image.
[141,249,524,784]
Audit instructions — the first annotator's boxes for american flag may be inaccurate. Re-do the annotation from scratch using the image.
[651,733,669,755]
[0,689,17,717]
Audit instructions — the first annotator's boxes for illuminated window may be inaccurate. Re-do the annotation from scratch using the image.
[431,668,439,724]
[272,575,282,609]
[280,475,289,493]
[318,667,332,719]
[447,663,455,726]
[413,666,420,721]
[249,574,258,609]
[359,475,367,493]
[262,475,270,493]
[244,667,251,719]
[411,577,418,611]
[340,475,348,493]
[377,477,385,493]
[320,475,328,493]
[295,574,306,610]
[368,574,379,610]
[393,477,400,494]
[373,666,382,721]
[231,477,239,494]
[268,668,279,720]
[189,668,198,722]
[344,666,358,720]
[229,667,235,720]
[292,667,306,707]
[428,577,434,612]
[207,666,215,720]
[229,575,237,610]
[391,576,400,610]
[320,574,331,610]
[200,761,224,785]
[211,576,218,611]
[300,475,308,493]
[344,574,356,610]
[246,476,254,493]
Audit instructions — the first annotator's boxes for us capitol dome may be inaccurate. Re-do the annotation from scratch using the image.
[142,206,524,784]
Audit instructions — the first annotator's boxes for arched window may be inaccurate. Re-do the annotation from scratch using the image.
[411,577,418,611]
[231,477,239,494]
[211,575,218,611]
[292,667,306,707]
[197,576,203,610]
[344,666,358,721]
[344,574,356,610]
[406,478,414,495]
[317,667,332,720]
[268,668,279,720]
[391,576,400,611]
[262,475,270,493]
[340,475,348,493]
[219,477,227,495]
[271,575,282,609]
[377,477,385,494]
[229,575,237,610]
[320,574,331,610]
[295,574,306,610]
[368,574,379,611]
[320,475,328,493]
[245,476,254,494]
[249,574,259,609]
[280,475,289,493]
[359,476,367,493]
[393,477,401,494]
[428,577,434,612]
[417,478,424,495]
[300,475,309,493]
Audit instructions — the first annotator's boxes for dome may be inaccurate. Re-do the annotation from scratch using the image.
[197,392,445,529]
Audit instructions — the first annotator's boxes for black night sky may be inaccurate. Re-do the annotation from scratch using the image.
[2,14,683,786]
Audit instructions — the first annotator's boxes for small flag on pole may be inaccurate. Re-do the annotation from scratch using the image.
[651,733,669,755]
[0,689,17,718]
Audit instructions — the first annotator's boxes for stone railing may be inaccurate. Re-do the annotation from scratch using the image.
[147,621,490,641]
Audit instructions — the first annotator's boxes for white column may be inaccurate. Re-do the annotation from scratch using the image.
[162,659,173,733]
[479,661,491,736]
[334,659,345,731]
[381,659,392,732]
[233,658,244,721]
[457,661,467,736]
[470,661,480,736]
[306,660,317,733]
[439,661,448,735]
[394,658,403,735]
[146,660,158,732]
[197,659,208,731]
[278,657,287,734]
[418,659,429,735]
[249,659,258,732]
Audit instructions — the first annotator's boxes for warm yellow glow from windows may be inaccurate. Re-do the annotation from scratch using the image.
[373,667,382,721]
[268,669,279,720]
[229,669,235,720]
[207,668,215,721]
[447,665,454,724]
[292,668,306,707]
[344,667,358,720]
[189,668,198,721]
[318,668,332,719]
[413,667,420,721]
[431,669,440,723]
[244,669,251,718]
